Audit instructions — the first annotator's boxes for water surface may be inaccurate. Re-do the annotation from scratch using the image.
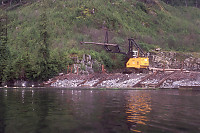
[0,88,200,133]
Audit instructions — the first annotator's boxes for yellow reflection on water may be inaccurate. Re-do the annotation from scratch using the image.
[126,92,152,132]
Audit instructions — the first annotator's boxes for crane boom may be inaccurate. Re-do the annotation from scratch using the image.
[80,42,118,46]
[80,31,149,73]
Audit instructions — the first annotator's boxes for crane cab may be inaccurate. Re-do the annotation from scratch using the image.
[132,50,138,58]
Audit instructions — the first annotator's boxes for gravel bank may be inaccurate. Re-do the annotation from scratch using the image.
[45,71,200,89]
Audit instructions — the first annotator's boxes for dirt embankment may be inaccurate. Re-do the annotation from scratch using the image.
[44,71,200,89]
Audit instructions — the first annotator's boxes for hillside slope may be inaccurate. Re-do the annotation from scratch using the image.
[0,0,200,82]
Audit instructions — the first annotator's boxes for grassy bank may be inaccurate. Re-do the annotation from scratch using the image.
[0,0,200,83]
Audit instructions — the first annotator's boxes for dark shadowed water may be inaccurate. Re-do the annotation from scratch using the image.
[0,88,200,133]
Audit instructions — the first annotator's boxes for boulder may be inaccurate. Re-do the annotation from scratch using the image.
[196,58,200,65]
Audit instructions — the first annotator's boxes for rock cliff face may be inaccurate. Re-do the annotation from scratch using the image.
[150,51,200,71]
[70,54,102,75]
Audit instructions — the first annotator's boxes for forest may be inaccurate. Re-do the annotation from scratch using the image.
[0,0,200,84]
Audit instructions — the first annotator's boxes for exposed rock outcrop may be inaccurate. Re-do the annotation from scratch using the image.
[150,51,200,71]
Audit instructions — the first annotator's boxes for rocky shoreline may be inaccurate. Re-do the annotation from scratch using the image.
[1,50,200,89]
[44,70,200,89]
[42,50,200,89]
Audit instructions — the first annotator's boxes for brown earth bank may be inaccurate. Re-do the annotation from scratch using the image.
[43,70,200,89]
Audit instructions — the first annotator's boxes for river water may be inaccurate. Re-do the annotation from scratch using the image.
[0,88,200,133]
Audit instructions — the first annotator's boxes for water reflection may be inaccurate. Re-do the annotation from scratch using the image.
[32,90,34,97]
[22,89,25,103]
[0,89,200,133]
[4,89,7,97]
[126,91,152,132]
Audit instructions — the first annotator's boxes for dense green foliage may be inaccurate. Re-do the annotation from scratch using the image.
[0,0,200,83]
[0,13,10,82]
[161,0,199,7]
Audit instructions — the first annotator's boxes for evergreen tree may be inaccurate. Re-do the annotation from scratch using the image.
[37,11,51,81]
[0,13,10,83]
[39,12,49,62]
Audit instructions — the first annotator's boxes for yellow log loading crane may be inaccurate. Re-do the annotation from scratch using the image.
[125,38,149,73]
[81,31,149,73]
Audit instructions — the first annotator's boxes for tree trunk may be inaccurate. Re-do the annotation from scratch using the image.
[184,0,188,7]
[196,0,198,8]
[2,0,5,5]
[10,0,13,6]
